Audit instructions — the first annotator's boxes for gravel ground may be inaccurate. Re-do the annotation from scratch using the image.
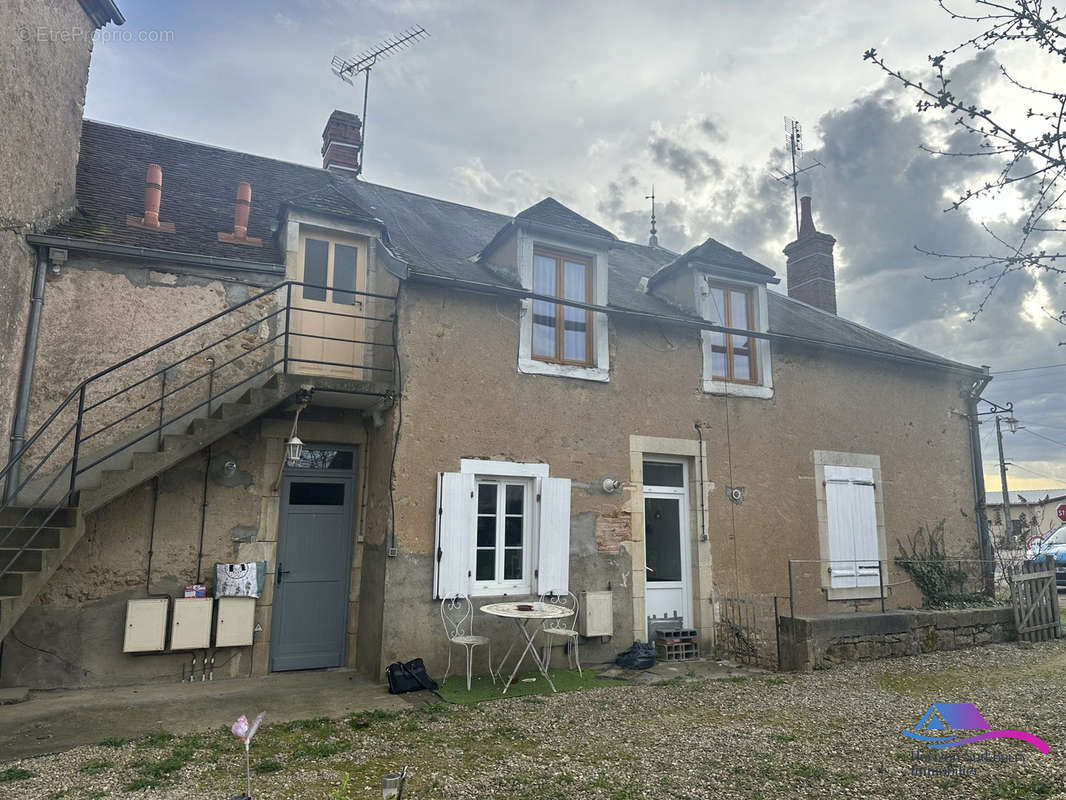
[4,640,1066,800]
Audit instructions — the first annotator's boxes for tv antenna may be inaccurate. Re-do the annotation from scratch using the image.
[771,117,822,237]
[331,26,429,176]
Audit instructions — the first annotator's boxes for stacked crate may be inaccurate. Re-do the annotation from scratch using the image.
[654,627,699,661]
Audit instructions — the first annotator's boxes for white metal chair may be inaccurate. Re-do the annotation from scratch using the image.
[539,591,581,675]
[441,595,494,691]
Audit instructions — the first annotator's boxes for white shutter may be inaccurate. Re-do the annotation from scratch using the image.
[536,476,572,596]
[825,465,880,589]
[433,472,476,599]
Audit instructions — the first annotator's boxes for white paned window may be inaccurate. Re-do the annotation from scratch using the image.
[824,465,881,589]
[433,465,571,598]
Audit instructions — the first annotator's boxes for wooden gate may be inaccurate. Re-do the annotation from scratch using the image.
[714,594,780,669]
[1010,560,1062,642]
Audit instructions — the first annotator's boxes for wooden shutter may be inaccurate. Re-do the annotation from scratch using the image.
[825,465,880,589]
[433,472,476,599]
[536,477,572,596]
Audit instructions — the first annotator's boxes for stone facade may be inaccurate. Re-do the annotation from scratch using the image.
[0,0,102,463]
[779,607,1016,671]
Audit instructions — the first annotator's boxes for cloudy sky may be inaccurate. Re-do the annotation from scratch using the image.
[84,0,1066,492]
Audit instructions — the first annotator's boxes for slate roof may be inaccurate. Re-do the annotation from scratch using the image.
[648,236,779,286]
[47,119,982,374]
[515,197,616,240]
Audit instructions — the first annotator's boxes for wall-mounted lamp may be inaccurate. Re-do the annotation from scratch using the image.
[602,477,622,494]
[285,435,304,464]
[1006,415,1020,434]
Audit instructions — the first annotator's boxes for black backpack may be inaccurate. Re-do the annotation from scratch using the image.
[385,658,439,694]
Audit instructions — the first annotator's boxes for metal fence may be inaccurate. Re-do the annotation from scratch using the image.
[714,594,782,669]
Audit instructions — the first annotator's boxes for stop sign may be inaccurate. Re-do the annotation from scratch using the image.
[1057,504,1066,522]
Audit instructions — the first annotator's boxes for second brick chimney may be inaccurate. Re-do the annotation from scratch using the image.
[783,195,837,314]
[321,110,363,175]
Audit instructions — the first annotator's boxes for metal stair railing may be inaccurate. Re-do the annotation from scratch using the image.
[0,280,396,586]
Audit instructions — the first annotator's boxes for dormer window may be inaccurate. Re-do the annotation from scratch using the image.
[532,249,594,366]
[706,284,757,384]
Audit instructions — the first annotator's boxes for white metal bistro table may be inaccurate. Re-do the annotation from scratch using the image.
[481,601,574,694]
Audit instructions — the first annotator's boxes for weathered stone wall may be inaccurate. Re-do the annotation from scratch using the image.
[20,257,284,488]
[375,282,981,679]
[1,408,371,689]
[0,0,96,460]
[779,607,1016,671]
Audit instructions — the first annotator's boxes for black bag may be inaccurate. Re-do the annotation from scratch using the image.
[386,658,439,694]
[615,641,656,670]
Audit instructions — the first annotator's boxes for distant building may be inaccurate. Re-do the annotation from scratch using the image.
[985,489,1066,545]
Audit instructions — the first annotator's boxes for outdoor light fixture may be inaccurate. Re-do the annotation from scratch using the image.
[285,435,304,464]
[284,391,313,466]
[1006,416,1020,434]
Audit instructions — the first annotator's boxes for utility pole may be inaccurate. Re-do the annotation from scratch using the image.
[995,414,1012,546]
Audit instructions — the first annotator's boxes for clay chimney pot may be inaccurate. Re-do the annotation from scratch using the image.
[144,164,162,227]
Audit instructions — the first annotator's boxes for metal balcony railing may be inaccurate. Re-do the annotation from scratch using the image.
[0,280,396,583]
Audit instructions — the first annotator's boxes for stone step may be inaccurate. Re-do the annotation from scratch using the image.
[0,507,77,528]
[0,528,62,549]
[0,549,42,573]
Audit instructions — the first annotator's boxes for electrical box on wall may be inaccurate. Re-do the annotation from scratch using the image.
[579,590,613,637]
[123,598,169,653]
[170,598,213,650]
[215,597,255,647]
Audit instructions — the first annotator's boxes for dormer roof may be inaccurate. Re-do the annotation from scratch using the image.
[647,236,780,287]
[514,197,616,241]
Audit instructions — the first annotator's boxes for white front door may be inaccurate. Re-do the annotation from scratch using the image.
[643,459,692,635]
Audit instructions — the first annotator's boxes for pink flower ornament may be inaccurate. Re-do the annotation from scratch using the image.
[232,711,265,744]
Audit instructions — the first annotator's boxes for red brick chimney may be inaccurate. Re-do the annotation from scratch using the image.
[321,110,363,175]
[783,195,837,314]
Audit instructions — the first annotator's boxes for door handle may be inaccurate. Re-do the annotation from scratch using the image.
[277,562,291,584]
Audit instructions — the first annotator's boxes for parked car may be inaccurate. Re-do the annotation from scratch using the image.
[1027,526,1066,588]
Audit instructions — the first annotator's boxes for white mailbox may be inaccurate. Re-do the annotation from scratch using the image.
[215,597,256,647]
[123,598,169,653]
[579,590,613,637]
[170,598,213,650]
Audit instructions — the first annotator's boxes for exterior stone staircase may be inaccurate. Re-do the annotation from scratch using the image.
[0,373,314,642]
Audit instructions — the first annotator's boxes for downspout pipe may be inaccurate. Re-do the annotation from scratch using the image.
[966,370,994,595]
[4,246,48,505]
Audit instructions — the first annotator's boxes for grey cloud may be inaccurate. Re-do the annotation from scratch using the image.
[649,136,724,191]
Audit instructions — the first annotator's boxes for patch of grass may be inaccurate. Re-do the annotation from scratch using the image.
[788,762,827,780]
[98,736,129,748]
[349,708,400,728]
[769,731,796,743]
[0,767,36,782]
[46,791,68,800]
[79,759,113,775]
[436,668,624,704]
[123,737,199,791]
[254,758,284,774]
[983,776,1060,800]
[276,716,332,732]
[292,740,348,759]
[82,792,108,800]
[138,731,175,748]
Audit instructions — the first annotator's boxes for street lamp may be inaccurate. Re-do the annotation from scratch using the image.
[1006,415,1020,434]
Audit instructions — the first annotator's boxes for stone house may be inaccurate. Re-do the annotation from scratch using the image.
[0,7,995,689]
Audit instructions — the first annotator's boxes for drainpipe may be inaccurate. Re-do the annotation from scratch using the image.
[4,246,48,505]
[966,370,994,595]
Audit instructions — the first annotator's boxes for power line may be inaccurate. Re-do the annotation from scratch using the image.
[993,362,1066,375]
[1018,428,1066,448]
[1009,462,1066,484]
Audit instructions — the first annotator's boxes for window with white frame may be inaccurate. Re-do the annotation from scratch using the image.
[434,461,572,598]
[518,235,610,383]
[475,479,533,592]
[700,276,773,398]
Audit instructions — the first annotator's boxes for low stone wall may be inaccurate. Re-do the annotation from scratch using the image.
[778,607,1015,671]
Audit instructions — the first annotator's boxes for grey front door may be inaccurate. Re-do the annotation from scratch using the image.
[271,473,355,671]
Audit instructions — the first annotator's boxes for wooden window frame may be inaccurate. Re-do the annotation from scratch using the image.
[532,248,595,367]
[298,232,365,307]
[708,283,758,385]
